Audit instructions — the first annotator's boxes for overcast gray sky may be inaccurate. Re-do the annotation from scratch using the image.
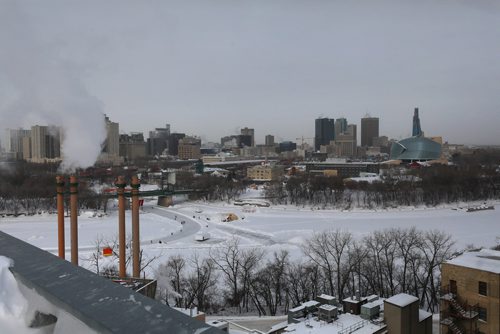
[1,0,499,146]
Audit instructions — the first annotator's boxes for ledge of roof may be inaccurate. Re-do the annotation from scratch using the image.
[0,231,222,334]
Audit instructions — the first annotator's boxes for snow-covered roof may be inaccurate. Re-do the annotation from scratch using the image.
[362,302,380,309]
[343,297,363,303]
[385,293,419,307]
[284,313,384,334]
[302,300,320,308]
[446,249,500,274]
[318,305,337,311]
[419,310,432,322]
[317,294,336,301]
[289,305,306,313]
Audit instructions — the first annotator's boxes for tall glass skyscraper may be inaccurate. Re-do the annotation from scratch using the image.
[314,118,335,151]
[361,117,379,147]
[334,118,348,139]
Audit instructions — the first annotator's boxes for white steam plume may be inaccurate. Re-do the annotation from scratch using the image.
[0,2,106,171]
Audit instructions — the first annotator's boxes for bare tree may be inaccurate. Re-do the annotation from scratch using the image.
[302,229,353,299]
[418,230,454,312]
[183,252,218,311]
[209,237,244,309]
[250,250,289,316]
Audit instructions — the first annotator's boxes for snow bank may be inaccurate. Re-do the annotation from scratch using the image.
[0,256,39,333]
[0,255,98,334]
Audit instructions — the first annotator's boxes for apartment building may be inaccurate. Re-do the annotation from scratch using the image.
[247,164,283,181]
[440,249,500,334]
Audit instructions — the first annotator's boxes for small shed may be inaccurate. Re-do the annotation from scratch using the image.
[302,300,320,313]
[318,305,338,323]
[287,305,306,324]
[316,294,337,306]
[342,296,367,315]
[361,302,381,320]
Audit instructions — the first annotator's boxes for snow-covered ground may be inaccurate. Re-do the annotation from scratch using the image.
[1,197,499,276]
[1,189,499,333]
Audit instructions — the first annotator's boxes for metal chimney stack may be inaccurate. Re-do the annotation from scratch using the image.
[115,176,127,277]
[69,175,79,265]
[131,175,141,277]
[56,176,65,259]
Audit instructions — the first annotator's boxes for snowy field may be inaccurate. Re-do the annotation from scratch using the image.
[1,195,499,276]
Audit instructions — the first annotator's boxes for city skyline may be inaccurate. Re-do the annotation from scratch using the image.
[1,1,499,147]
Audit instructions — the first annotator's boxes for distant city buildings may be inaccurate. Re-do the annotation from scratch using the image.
[147,124,170,156]
[246,164,284,181]
[334,118,347,140]
[265,134,274,146]
[412,108,422,137]
[279,141,297,153]
[119,132,146,162]
[178,136,201,160]
[332,124,357,158]
[168,133,186,156]
[8,128,32,160]
[240,127,255,147]
[361,116,379,147]
[5,126,62,163]
[390,109,442,162]
[315,118,335,151]
[98,116,122,165]
[0,106,452,168]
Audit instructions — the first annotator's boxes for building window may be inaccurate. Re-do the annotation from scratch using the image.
[478,281,487,296]
[478,307,487,322]
[450,280,457,294]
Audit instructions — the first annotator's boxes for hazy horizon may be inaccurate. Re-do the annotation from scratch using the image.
[1,0,499,147]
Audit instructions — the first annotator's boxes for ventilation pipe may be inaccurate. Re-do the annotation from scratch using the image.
[56,176,65,259]
[115,176,127,277]
[131,175,141,277]
[69,175,79,265]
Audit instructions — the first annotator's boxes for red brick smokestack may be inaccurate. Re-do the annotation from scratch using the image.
[115,176,127,277]
[131,175,140,277]
[70,175,79,265]
[56,176,65,259]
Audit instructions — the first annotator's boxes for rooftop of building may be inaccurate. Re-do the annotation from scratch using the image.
[285,313,385,334]
[0,231,222,334]
[445,248,500,274]
[385,293,419,307]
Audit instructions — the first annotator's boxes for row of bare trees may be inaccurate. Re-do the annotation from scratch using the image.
[156,227,455,315]
[175,172,246,202]
[265,165,500,209]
